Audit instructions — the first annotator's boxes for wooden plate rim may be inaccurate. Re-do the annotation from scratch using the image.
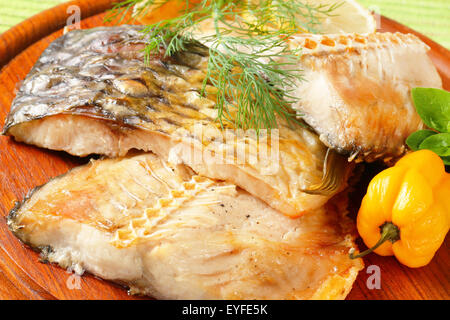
[0,0,448,301]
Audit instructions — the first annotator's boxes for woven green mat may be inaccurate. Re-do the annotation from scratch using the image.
[0,0,449,48]
[0,0,65,31]
[359,0,450,48]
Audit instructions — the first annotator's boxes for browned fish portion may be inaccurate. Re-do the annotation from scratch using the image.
[286,33,443,162]
[8,152,363,299]
[185,18,442,162]
[3,26,350,217]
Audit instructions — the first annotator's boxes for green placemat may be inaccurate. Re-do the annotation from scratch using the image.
[359,0,450,48]
[0,0,66,33]
[0,0,449,48]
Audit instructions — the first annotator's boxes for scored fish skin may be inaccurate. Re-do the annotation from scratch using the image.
[286,32,443,162]
[3,25,346,217]
[8,152,363,300]
[187,19,442,162]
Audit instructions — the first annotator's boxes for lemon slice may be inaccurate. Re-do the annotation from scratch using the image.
[305,0,377,34]
[242,0,377,34]
[134,0,376,35]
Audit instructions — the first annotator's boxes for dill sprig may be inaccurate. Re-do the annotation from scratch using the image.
[107,0,340,129]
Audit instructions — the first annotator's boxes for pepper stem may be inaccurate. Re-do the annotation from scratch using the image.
[350,222,400,259]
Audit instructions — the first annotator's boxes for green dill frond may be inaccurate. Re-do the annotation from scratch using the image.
[203,33,303,130]
[108,0,340,130]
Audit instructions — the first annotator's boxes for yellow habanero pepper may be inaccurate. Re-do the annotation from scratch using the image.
[350,150,450,268]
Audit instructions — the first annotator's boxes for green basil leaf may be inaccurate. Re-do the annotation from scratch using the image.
[412,88,450,133]
[419,133,450,156]
[406,130,437,151]
[442,156,450,166]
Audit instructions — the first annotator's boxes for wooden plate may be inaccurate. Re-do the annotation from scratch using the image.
[0,0,448,300]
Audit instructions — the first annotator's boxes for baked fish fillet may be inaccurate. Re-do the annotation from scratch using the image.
[7,152,363,300]
[187,19,442,161]
[3,25,349,217]
[286,33,443,162]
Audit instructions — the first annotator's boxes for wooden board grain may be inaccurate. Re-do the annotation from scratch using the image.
[0,1,449,300]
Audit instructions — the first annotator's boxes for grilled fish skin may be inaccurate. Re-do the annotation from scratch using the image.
[286,33,443,162]
[3,25,348,217]
[8,152,363,300]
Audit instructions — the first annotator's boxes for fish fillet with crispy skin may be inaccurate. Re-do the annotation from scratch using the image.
[286,33,442,162]
[3,26,351,217]
[8,152,363,299]
[185,20,442,162]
